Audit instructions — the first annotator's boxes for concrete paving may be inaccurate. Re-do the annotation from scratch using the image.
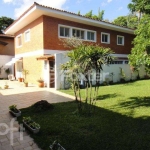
[0,80,74,150]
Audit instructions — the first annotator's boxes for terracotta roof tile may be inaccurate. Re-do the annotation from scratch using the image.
[5,2,134,33]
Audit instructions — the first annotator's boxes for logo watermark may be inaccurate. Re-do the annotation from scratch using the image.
[0,118,24,146]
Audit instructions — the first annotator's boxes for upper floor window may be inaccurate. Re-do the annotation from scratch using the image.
[117,35,124,45]
[59,26,70,37]
[101,32,110,44]
[87,31,95,41]
[58,24,96,42]
[24,30,30,42]
[16,34,22,47]
[72,29,85,39]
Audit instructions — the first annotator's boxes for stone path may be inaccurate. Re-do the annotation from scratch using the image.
[0,80,74,150]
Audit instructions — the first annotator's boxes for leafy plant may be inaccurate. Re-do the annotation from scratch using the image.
[9,105,19,113]
[37,78,44,83]
[29,122,40,129]
[5,68,10,76]
[119,67,126,82]
[23,116,40,129]
[23,116,32,123]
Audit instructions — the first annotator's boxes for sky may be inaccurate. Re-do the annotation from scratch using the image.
[0,0,132,21]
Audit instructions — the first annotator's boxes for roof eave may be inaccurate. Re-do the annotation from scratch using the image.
[4,3,134,35]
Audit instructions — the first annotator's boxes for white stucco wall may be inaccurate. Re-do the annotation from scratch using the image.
[0,55,14,78]
[54,53,146,90]
[55,52,69,90]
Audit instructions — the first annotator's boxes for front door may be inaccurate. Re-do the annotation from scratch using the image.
[49,60,55,88]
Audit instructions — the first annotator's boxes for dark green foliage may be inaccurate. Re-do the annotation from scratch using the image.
[0,16,14,34]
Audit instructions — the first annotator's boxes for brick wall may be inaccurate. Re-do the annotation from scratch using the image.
[43,15,135,54]
[15,16,44,55]
[0,37,14,55]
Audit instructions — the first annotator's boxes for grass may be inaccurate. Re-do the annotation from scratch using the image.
[18,80,150,150]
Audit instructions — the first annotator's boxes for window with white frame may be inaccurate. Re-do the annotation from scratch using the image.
[59,26,70,37]
[117,35,124,45]
[72,29,85,39]
[87,31,95,41]
[24,30,30,42]
[101,32,110,44]
[16,34,22,47]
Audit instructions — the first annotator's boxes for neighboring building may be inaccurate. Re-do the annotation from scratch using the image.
[0,34,14,78]
[5,2,140,89]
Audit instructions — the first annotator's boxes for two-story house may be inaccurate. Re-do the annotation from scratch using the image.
[0,34,14,78]
[5,2,136,89]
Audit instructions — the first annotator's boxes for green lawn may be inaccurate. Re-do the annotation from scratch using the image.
[18,80,150,150]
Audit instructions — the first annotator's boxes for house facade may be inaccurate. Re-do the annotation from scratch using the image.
[5,2,139,89]
[0,34,14,78]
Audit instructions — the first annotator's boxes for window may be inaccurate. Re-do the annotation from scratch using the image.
[16,34,22,47]
[87,31,95,41]
[59,26,70,37]
[24,30,30,42]
[117,35,124,45]
[58,24,96,42]
[101,32,110,44]
[72,29,85,39]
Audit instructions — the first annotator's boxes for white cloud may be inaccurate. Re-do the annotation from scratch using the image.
[101,2,107,6]
[3,0,13,3]
[107,0,112,3]
[118,7,123,11]
[3,0,67,18]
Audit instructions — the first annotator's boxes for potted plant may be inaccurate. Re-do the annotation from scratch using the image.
[50,140,65,150]
[5,68,11,79]
[24,80,28,87]
[4,82,9,89]
[37,78,44,87]
[23,116,40,133]
[9,105,21,117]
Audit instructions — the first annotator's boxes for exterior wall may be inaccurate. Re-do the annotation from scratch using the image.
[14,16,44,55]
[43,16,135,54]
[20,55,43,85]
[55,53,146,90]
[0,37,14,56]
[0,55,14,78]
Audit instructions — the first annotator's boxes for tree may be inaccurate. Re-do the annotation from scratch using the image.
[128,0,150,21]
[98,8,104,20]
[128,14,150,69]
[113,14,138,29]
[0,16,14,34]
[84,8,105,20]
[113,16,127,27]
[61,37,114,114]
[85,10,93,18]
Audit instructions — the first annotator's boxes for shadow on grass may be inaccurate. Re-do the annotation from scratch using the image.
[96,93,119,100]
[18,100,150,150]
[117,96,150,108]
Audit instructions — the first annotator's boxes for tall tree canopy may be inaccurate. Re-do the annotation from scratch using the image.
[128,0,150,14]
[0,16,14,34]
[128,0,150,21]
[84,8,105,20]
[113,14,138,29]
[128,14,150,67]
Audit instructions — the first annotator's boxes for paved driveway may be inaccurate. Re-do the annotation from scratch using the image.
[0,80,74,150]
